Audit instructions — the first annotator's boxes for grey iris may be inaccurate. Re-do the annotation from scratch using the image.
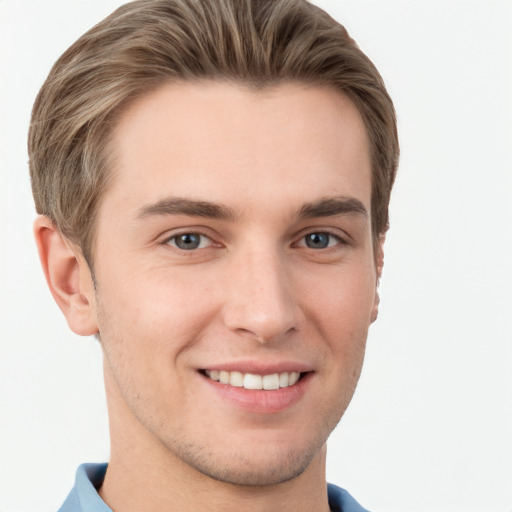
[175,233,201,250]
[305,233,330,249]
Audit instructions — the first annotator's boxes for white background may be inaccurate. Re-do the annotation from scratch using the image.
[0,1,510,511]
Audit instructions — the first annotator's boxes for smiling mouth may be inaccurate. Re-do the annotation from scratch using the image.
[202,370,303,390]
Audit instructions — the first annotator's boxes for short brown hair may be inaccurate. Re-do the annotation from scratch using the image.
[29,0,399,265]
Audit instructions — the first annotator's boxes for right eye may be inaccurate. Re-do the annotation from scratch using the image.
[164,233,213,251]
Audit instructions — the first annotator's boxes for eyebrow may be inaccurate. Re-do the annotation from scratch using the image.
[136,197,238,220]
[298,196,368,219]
[136,195,367,221]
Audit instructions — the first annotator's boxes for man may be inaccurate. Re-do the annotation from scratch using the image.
[29,0,398,510]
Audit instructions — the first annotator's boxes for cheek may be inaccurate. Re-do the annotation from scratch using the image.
[95,268,218,359]
[95,275,200,414]
[303,263,375,388]
[304,262,377,332]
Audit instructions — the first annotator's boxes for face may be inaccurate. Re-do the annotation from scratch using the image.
[89,82,379,486]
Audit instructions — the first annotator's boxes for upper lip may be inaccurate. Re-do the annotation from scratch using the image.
[199,360,314,375]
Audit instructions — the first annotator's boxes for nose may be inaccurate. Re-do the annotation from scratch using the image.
[221,249,299,344]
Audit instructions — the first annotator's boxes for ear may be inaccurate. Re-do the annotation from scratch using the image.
[370,233,385,324]
[34,216,98,336]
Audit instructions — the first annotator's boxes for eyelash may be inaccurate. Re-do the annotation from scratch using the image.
[163,232,215,251]
[295,230,346,250]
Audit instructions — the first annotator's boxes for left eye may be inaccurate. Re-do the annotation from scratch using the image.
[298,232,341,249]
[166,233,212,250]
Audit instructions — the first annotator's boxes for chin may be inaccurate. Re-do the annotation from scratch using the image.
[191,451,315,487]
[165,432,328,487]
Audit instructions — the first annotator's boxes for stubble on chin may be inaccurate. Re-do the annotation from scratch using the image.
[161,437,327,488]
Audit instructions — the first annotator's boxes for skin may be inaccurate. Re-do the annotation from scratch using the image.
[35,82,383,512]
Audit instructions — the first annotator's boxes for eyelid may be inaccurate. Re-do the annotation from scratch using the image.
[160,228,220,250]
[166,233,212,249]
[294,228,348,248]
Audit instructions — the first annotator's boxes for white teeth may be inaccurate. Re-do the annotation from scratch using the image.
[229,371,243,387]
[243,373,263,389]
[204,370,302,390]
[289,371,300,386]
[263,373,280,390]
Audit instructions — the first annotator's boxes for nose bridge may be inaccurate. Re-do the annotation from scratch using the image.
[222,243,297,342]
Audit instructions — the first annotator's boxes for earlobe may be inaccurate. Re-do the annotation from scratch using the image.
[34,216,98,336]
[370,234,385,324]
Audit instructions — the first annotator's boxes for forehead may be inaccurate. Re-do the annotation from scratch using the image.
[103,81,371,221]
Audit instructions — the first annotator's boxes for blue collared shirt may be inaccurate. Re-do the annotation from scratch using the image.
[58,463,371,512]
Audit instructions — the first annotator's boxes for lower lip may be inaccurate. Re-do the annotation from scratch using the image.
[201,372,312,414]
